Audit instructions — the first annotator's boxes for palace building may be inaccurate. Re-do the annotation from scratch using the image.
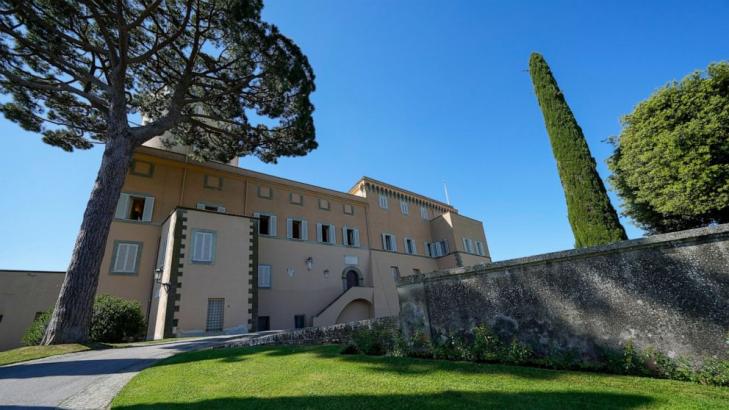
[0,137,491,348]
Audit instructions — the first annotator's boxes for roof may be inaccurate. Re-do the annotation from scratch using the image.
[349,176,457,212]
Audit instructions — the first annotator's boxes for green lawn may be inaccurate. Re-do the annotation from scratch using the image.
[112,345,729,409]
[0,344,92,366]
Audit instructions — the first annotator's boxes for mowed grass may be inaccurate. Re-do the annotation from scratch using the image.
[0,344,92,366]
[112,345,729,409]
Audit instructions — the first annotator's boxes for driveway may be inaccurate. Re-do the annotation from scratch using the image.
[0,334,265,409]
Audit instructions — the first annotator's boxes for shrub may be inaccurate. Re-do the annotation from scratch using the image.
[22,309,52,346]
[89,294,146,343]
[472,324,502,362]
[504,338,533,365]
[433,333,472,361]
[344,322,396,356]
[407,330,434,358]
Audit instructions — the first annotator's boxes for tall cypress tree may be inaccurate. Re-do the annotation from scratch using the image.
[529,53,627,247]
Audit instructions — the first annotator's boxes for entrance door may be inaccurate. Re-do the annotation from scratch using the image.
[345,270,360,290]
[206,298,224,332]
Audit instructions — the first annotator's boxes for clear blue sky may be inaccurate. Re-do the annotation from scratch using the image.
[1,0,727,270]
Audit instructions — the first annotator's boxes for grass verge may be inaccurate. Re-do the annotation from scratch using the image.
[0,344,94,366]
[112,344,729,409]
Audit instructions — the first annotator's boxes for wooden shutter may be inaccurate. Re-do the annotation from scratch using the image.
[270,215,277,236]
[286,218,293,239]
[411,240,417,255]
[115,193,130,219]
[329,224,336,244]
[316,223,323,242]
[342,226,348,246]
[301,220,308,240]
[353,229,360,247]
[425,242,431,257]
[381,233,386,250]
[392,235,397,252]
[142,196,155,222]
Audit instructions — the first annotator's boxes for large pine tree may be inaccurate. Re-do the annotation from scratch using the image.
[529,53,626,247]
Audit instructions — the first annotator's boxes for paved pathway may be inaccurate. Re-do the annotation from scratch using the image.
[0,334,258,409]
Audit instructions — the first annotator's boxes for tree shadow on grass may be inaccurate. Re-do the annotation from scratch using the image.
[111,391,655,410]
[152,344,566,380]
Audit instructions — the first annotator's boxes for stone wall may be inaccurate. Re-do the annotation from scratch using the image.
[222,316,398,349]
[397,224,729,362]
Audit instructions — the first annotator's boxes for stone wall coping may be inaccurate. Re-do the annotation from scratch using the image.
[397,223,729,286]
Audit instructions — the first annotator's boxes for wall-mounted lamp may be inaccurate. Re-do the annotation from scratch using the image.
[305,257,313,271]
[154,268,171,291]
[323,269,330,278]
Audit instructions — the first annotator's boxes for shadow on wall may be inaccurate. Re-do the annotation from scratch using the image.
[109,391,654,410]
[401,230,729,361]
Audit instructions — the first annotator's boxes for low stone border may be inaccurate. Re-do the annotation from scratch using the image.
[221,317,399,349]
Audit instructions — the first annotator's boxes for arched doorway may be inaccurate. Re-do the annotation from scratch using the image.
[341,267,363,290]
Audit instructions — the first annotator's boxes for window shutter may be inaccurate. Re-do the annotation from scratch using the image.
[287,218,293,239]
[270,215,277,236]
[463,238,468,252]
[142,196,155,222]
[342,226,348,246]
[115,193,130,219]
[197,203,206,210]
[403,238,409,253]
[412,241,417,255]
[219,206,226,213]
[354,229,360,247]
[126,244,138,271]
[253,212,260,233]
[301,220,308,240]
[113,244,126,272]
[329,224,336,244]
[381,233,386,250]
[316,223,322,242]
[392,235,397,252]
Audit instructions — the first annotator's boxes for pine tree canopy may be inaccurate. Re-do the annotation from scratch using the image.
[529,52,627,247]
[0,0,316,163]
[608,62,729,234]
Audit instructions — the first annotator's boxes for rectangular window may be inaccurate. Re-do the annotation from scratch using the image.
[404,237,416,255]
[463,238,474,253]
[130,160,154,177]
[428,240,448,258]
[390,266,400,281]
[420,206,429,220]
[191,230,216,263]
[343,227,360,247]
[254,213,276,236]
[476,241,485,256]
[400,201,409,215]
[197,202,226,213]
[290,192,303,205]
[317,223,336,244]
[204,175,223,190]
[115,193,155,222]
[206,298,224,332]
[258,264,272,288]
[425,242,432,257]
[287,218,308,240]
[111,241,142,274]
[294,314,306,329]
[343,204,354,215]
[257,185,272,199]
[382,233,396,252]
[378,194,388,209]
[257,316,270,331]
[319,198,330,210]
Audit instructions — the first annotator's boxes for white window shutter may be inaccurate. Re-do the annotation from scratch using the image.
[329,224,336,244]
[115,193,130,219]
[301,220,308,240]
[270,215,277,236]
[316,223,322,242]
[381,233,386,250]
[142,197,155,222]
[403,238,409,253]
[287,218,293,239]
[342,226,348,246]
[113,244,126,271]
[125,244,138,272]
[463,238,468,252]
[197,203,206,210]
[412,241,417,255]
[392,235,397,252]
[354,229,360,247]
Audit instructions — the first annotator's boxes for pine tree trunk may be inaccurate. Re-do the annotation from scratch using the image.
[42,128,134,344]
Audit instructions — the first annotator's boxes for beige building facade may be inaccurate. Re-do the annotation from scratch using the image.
[0,142,491,348]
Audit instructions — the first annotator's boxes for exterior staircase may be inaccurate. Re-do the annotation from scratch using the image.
[312,286,374,327]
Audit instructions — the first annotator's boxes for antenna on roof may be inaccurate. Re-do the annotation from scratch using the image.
[443,181,451,205]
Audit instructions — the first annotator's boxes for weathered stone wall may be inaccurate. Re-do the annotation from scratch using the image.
[222,317,399,349]
[397,224,729,361]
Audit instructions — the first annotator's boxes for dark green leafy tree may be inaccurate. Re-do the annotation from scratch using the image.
[529,53,627,247]
[608,62,729,233]
[0,0,316,344]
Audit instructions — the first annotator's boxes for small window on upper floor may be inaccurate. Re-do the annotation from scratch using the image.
[258,264,272,288]
[463,238,474,254]
[319,198,330,210]
[476,241,485,256]
[111,241,142,274]
[254,213,277,236]
[378,194,388,209]
[343,204,354,215]
[130,160,154,177]
[317,223,336,244]
[420,206,429,220]
[400,200,409,215]
[204,175,223,190]
[115,193,155,222]
[342,226,360,247]
[257,185,272,199]
[197,202,226,213]
[290,192,303,205]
